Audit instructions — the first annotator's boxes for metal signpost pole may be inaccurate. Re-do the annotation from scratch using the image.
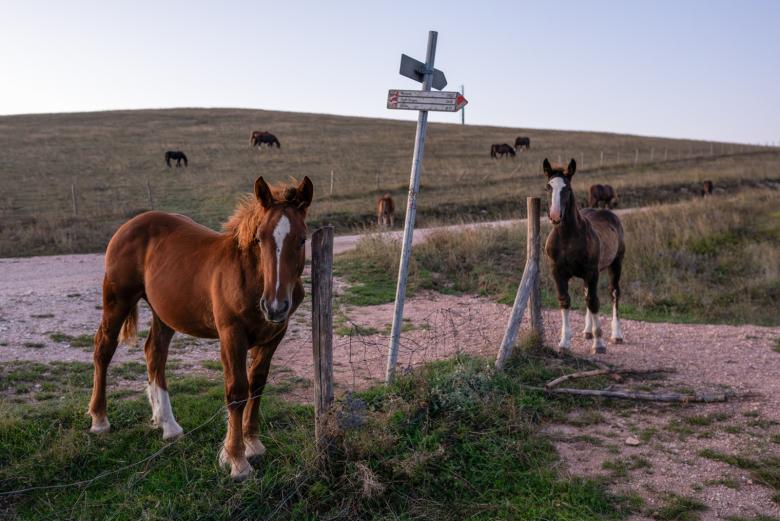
[385,31,437,383]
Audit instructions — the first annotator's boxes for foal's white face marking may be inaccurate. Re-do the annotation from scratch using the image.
[548,177,566,223]
[272,214,291,297]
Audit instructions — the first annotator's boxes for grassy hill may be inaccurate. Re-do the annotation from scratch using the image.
[1,108,777,257]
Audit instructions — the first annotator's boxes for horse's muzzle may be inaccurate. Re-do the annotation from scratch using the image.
[259,297,290,323]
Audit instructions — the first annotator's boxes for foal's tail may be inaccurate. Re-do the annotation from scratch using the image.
[118,303,138,344]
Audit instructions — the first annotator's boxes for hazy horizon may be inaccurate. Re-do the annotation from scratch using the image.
[1,0,778,144]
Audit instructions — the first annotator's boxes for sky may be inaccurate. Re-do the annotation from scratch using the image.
[1,0,778,143]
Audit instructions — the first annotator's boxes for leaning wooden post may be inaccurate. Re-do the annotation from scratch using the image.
[146,179,154,209]
[496,197,540,371]
[70,184,78,216]
[311,226,334,460]
[527,198,543,338]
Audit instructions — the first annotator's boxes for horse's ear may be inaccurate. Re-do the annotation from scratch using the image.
[566,159,577,177]
[543,158,553,177]
[296,176,313,210]
[254,177,274,208]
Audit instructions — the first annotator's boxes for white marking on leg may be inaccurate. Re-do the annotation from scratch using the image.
[549,177,566,222]
[244,437,266,458]
[583,308,593,337]
[591,312,606,353]
[559,308,572,350]
[272,214,291,305]
[90,414,110,434]
[147,382,183,440]
[611,301,623,341]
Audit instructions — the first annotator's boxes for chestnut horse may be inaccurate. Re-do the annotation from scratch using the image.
[544,159,625,354]
[88,176,313,480]
[588,184,618,209]
[376,193,395,228]
[700,180,714,196]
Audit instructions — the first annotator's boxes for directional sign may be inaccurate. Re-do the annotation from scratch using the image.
[387,89,468,112]
[399,54,447,90]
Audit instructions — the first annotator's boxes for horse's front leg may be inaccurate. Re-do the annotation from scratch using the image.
[217,325,252,481]
[585,273,606,354]
[553,270,572,352]
[242,334,283,462]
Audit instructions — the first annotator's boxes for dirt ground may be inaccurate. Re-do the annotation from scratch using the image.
[1,250,779,519]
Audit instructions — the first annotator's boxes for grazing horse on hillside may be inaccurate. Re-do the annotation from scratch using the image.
[251,131,281,148]
[376,193,395,228]
[490,143,516,158]
[544,159,625,354]
[165,151,188,168]
[515,136,531,150]
[588,184,618,209]
[88,176,313,481]
[700,180,714,196]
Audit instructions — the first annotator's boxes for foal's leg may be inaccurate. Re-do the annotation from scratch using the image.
[242,336,283,461]
[585,274,606,354]
[553,272,572,352]
[144,313,183,440]
[88,287,137,433]
[608,257,624,344]
[582,285,593,339]
[217,326,252,481]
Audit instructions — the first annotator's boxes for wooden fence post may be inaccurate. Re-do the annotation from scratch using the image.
[496,197,540,370]
[664,148,668,161]
[330,170,334,196]
[71,184,78,216]
[146,179,154,209]
[600,151,604,167]
[527,198,542,337]
[311,226,334,460]
[634,149,639,165]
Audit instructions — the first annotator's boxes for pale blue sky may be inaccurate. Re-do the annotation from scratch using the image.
[1,0,778,143]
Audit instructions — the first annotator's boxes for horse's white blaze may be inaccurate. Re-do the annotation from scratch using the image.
[559,308,572,349]
[549,177,566,222]
[583,309,593,335]
[147,382,183,440]
[272,214,291,304]
[611,302,623,340]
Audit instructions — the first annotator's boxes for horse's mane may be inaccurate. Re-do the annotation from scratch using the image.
[222,179,302,250]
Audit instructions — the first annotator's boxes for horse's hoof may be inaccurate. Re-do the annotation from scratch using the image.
[89,416,110,434]
[612,337,624,345]
[592,346,607,355]
[162,422,184,440]
[583,332,593,340]
[558,346,572,356]
[244,437,266,460]
[230,458,253,482]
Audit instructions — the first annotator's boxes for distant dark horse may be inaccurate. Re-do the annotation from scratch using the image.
[376,193,395,228]
[544,159,625,354]
[165,151,188,168]
[490,143,516,158]
[515,136,531,150]
[250,131,281,149]
[700,180,714,196]
[588,184,618,209]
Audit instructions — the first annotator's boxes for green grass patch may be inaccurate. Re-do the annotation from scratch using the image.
[49,332,93,348]
[201,360,223,371]
[0,353,634,520]
[652,494,707,520]
[699,448,780,492]
[22,341,45,348]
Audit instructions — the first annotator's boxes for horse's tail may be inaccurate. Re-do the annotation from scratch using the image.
[118,303,138,345]
[250,132,256,146]
[182,153,188,166]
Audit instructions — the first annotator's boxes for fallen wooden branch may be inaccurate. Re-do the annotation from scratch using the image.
[524,385,742,403]
[544,367,676,389]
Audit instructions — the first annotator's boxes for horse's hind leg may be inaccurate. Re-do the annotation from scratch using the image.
[585,274,606,354]
[608,256,624,344]
[88,286,138,433]
[144,312,182,440]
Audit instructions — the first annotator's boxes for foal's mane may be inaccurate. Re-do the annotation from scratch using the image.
[222,179,303,250]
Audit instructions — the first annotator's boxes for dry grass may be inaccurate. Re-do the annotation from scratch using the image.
[1,107,776,257]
